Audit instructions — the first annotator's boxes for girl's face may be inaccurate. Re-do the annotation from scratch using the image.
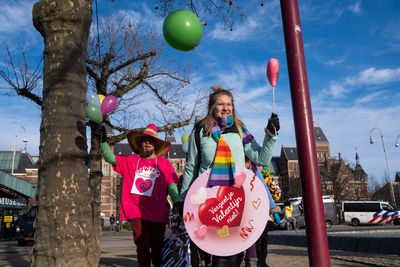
[214,94,233,118]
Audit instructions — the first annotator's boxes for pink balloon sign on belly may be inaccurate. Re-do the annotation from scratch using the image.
[183,166,270,256]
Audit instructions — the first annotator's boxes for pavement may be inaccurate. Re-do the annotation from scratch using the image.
[268,226,400,255]
[1,227,400,267]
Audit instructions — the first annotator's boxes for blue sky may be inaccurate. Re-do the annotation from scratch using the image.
[0,0,399,186]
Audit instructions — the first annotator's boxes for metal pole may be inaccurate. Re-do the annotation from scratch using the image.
[21,126,28,152]
[11,127,18,175]
[280,1,331,266]
[370,127,396,205]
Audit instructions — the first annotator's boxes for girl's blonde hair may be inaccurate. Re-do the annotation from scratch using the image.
[202,86,244,137]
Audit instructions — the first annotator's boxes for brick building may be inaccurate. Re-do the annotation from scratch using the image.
[279,125,330,198]
[372,172,400,208]
[319,153,369,203]
[279,125,369,202]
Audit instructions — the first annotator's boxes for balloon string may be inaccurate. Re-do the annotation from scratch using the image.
[272,87,275,114]
[193,47,268,117]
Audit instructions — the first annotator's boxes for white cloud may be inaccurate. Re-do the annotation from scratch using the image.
[354,92,383,105]
[0,1,33,34]
[327,81,346,98]
[345,67,400,86]
[325,57,346,66]
[315,66,400,104]
[316,81,347,101]
[300,0,343,24]
[209,18,259,41]
[348,1,362,15]
[0,98,41,154]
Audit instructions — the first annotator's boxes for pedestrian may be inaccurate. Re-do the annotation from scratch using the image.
[179,86,280,267]
[95,123,180,267]
[244,157,277,267]
[270,206,281,227]
[109,214,116,232]
[284,200,297,230]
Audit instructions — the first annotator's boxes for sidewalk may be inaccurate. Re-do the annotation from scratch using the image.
[1,230,399,267]
[99,244,400,267]
[268,228,400,255]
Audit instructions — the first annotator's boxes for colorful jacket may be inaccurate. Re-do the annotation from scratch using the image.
[180,126,277,201]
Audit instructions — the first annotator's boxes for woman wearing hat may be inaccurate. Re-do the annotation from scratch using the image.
[179,86,280,267]
[97,123,180,267]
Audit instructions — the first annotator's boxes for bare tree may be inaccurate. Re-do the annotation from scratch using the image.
[288,176,302,199]
[85,12,204,249]
[0,43,42,105]
[368,173,381,195]
[320,159,353,204]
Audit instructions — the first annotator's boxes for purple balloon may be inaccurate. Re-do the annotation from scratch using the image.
[101,95,118,116]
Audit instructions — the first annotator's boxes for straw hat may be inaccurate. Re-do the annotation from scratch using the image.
[127,124,171,156]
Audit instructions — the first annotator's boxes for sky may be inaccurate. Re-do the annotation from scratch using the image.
[0,0,399,187]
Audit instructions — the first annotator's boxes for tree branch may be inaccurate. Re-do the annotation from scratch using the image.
[108,51,156,75]
[106,119,192,145]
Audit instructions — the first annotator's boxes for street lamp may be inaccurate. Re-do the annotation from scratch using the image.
[369,127,396,205]
[11,126,28,175]
[395,135,400,147]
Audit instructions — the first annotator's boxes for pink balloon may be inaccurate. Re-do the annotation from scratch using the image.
[100,95,118,116]
[266,58,280,87]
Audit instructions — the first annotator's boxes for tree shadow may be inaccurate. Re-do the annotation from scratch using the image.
[99,254,138,267]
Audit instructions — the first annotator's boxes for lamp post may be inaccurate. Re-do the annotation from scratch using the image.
[369,127,396,205]
[395,135,400,147]
[11,126,28,175]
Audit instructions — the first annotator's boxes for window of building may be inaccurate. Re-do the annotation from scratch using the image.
[102,163,109,176]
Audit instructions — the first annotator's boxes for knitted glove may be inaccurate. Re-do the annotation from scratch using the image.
[266,113,280,136]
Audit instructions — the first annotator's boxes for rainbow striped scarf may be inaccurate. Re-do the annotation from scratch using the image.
[207,136,236,187]
[207,115,254,187]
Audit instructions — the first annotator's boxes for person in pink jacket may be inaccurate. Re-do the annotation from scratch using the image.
[96,123,180,267]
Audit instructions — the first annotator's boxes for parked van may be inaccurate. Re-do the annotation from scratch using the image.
[15,205,36,245]
[288,195,339,228]
[342,201,400,226]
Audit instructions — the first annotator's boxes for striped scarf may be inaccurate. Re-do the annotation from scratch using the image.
[207,115,254,187]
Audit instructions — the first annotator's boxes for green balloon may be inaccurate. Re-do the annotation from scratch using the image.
[181,133,190,144]
[86,104,103,123]
[163,9,203,51]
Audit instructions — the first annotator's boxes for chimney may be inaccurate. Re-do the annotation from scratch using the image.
[325,154,331,170]
[338,153,341,161]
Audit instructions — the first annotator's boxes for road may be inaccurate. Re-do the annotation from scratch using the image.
[0,224,399,267]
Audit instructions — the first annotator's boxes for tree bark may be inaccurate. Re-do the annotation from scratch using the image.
[31,1,100,266]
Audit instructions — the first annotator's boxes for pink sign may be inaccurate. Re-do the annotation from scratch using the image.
[183,166,270,256]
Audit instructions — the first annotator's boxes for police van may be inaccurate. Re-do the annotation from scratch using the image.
[341,201,400,226]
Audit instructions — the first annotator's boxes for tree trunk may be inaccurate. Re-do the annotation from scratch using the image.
[31,1,100,266]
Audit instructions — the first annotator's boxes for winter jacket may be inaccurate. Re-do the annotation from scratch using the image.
[180,126,277,201]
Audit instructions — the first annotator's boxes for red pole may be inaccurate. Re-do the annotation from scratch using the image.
[279,1,331,266]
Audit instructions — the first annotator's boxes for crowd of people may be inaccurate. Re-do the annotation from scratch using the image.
[95,86,287,267]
